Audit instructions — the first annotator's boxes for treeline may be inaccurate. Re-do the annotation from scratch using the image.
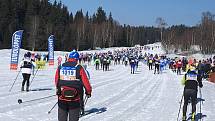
[0,0,160,51]
[162,11,215,54]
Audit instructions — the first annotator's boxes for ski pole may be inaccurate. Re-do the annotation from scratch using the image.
[48,102,58,114]
[177,94,184,121]
[18,94,55,104]
[199,87,202,121]
[84,96,89,106]
[29,66,40,86]
[9,69,22,92]
[80,96,89,116]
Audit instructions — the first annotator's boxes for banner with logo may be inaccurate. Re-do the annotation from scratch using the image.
[10,30,24,70]
[48,35,54,66]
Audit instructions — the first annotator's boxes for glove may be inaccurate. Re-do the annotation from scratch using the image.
[85,93,91,98]
[199,84,203,88]
[56,89,61,96]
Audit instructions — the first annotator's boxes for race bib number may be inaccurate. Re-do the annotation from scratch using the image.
[187,74,197,81]
[60,67,77,80]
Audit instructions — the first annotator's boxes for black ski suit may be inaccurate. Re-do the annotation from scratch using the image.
[182,70,203,119]
[20,57,35,91]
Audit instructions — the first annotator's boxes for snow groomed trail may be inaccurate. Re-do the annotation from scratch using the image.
[0,50,215,121]
[81,63,183,121]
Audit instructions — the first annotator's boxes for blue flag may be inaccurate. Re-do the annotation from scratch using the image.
[48,35,54,66]
[10,30,24,70]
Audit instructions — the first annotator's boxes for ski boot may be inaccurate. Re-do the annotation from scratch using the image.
[21,86,24,91]
[191,112,195,121]
[26,86,29,92]
[80,107,85,116]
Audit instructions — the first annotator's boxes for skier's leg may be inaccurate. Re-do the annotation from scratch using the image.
[154,65,156,74]
[191,90,197,120]
[21,73,27,91]
[105,64,108,71]
[97,64,98,70]
[150,64,152,70]
[80,92,84,115]
[107,64,110,71]
[26,74,31,91]
[69,108,80,121]
[131,66,133,74]
[157,65,160,74]
[179,67,181,75]
[183,91,189,120]
[98,64,100,70]
[103,64,105,71]
[58,106,68,121]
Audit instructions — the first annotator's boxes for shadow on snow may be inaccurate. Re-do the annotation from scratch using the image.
[30,88,54,92]
[82,107,107,117]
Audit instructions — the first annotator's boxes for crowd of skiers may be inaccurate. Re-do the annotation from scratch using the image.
[90,48,142,74]
[141,53,215,78]
[57,48,143,74]
[168,57,215,78]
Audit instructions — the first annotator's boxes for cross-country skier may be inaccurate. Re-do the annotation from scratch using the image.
[124,56,129,66]
[20,52,36,91]
[57,56,63,66]
[94,56,100,70]
[55,50,92,121]
[181,66,203,121]
[148,56,153,70]
[154,57,160,74]
[176,60,182,75]
[129,56,136,74]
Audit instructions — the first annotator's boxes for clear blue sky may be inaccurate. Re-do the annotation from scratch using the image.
[50,0,215,27]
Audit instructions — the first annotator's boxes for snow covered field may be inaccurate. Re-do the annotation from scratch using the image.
[0,44,215,121]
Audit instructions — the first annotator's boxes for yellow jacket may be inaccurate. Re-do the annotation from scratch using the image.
[181,76,186,85]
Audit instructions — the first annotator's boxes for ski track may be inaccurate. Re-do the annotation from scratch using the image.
[0,84,55,99]
[86,65,163,121]
[89,68,151,109]
[145,70,182,121]
[198,81,215,120]
[80,64,155,121]
[0,91,56,113]
[91,65,130,89]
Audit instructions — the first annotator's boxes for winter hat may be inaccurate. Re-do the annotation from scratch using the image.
[26,52,31,58]
[69,50,79,60]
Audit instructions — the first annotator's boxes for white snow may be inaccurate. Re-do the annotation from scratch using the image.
[0,43,215,121]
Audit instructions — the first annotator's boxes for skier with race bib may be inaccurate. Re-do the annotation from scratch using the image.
[55,50,92,121]
[20,52,36,92]
[181,66,203,121]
